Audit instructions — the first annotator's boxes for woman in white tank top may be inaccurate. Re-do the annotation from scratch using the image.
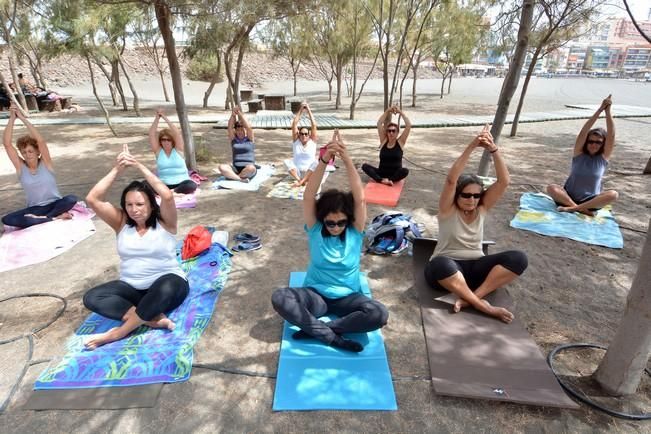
[424,125,528,324]
[284,103,318,187]
[82,145,189,350]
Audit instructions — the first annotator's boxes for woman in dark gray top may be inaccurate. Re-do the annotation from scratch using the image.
[546,95,618,216]
[217,107,257,182]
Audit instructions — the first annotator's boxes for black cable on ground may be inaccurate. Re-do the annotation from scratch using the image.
[547,343,651,420]
[0,293,67,414]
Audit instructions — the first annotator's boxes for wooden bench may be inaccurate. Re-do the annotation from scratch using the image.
[240,89,253,102]
[245,99,263,113]
[38,97,72,112]
[264,95,286,111]
[24,94,38,111]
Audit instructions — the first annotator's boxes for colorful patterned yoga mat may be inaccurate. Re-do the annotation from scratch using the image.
[34,243,232,389]
[266,173,330,200]
[510,192,623,249]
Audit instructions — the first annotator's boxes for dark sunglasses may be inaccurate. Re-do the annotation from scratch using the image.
[324,219,348,228]
[586,139,604,145]
[386,129,397,133]
[300,132,310,136]
[459,192,482,199]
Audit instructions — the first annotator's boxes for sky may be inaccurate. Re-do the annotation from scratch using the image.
[601,0,650,21]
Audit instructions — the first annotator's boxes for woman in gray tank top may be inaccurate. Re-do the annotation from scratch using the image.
[1,107,77,229]
[216,107,257,182]
[546,95,618,216]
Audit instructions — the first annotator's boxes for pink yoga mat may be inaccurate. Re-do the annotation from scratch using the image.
[0,203,96,273]
[364,180,405,207]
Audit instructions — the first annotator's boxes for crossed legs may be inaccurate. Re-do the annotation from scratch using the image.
[547,184,618,216]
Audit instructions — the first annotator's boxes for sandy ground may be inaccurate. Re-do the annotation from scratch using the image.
[0,76,650,432]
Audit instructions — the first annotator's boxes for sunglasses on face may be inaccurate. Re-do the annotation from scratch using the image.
[386,129,397,133]
[300,132,310,136]
[324,219,348,228]
[586,140,604,145]
[459,192,482,199]
[160,138,172,142]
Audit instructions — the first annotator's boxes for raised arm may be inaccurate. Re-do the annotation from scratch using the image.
[291,106,302,141]
[160,112,185,154]
[337,130,366,232]
[395,107,411,147]
[148,111,162,154]
[86,152,128,233]
[602,98,615,160]
[574,95,610,157]
[478,132,509,211]
[16,109,52,170]
[227,110,236,141]
[2,109,22,173]
[238,109,254,142]
[439,126,487,216]
[304,131,337,228]
[305,104,318,141]
[376,107,393,143]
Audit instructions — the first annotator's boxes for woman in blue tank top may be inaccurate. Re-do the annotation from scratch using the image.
[271,130,388,353]
[547,95,618,216]
[2,107,77,229]
[361,105,412,185]
[217,107,257,182]
[148,109,197,194]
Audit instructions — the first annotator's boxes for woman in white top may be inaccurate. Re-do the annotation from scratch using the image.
[285,103,318,187]
[83,145,188,350]
[424,125,527,323]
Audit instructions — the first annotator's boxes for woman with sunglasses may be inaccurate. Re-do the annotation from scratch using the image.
[546,95,617,216]
[285,102,318,187]
[424,125,527,324]
[361,105,411,186]
[272,130,388,352]
[217,107,257,182]
[148,108,197,194]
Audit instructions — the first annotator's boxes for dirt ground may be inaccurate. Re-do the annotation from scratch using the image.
[0,80,650,432]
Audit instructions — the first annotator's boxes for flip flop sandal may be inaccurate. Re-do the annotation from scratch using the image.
[234,233,261,243]
[232,241,262,252]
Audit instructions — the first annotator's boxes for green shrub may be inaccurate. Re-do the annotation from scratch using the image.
[186,55,222,82]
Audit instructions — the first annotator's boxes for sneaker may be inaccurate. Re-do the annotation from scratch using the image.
[232,241,262,252]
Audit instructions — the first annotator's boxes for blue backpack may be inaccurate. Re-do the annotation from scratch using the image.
[364,212,423,255]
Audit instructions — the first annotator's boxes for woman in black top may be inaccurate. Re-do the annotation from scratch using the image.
[361,105,411,186]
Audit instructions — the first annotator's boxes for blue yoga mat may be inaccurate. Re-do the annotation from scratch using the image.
[272,272,397,411]
[510,192,623,249]
[34,243,232,389]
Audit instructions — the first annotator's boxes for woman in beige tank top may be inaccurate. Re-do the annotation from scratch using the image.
[424,125,528,323]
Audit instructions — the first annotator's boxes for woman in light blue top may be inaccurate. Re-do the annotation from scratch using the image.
[148,109,197,194]
[271,130,388,353]
[547,95,618,216]
[2,107,77,228]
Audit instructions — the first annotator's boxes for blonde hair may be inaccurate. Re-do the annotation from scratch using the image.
[158,128,176,148]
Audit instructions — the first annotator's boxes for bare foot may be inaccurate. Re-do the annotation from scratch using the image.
[380,178,393,186]
[54,211,73,220]
[453,298,470,312]
[488,306,514,324]
[239,177,250,183]
[144,314,176,331]
[85,327,121,350]
[557,206,595,217]
[291,181,302,188]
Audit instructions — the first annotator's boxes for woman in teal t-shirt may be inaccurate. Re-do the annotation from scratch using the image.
[271,130,388,352]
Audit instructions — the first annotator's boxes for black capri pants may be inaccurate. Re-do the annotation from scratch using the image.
[83,273,189,321]
[424,250,528,291]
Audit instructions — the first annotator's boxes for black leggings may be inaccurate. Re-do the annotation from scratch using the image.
[2,195,77,228]
[424,251,528,291]
[83,274,189,322]
[166,180,197,194]
[361,163,409,183]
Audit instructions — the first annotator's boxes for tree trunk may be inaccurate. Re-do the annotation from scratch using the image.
[411,64,418,107]
[440,73,446,99]
[644,156,651,174]
[86,54,117,137]
[478,0,534,176]
[154,0,196,170]
[327,80,333,100]
[117,54,141,116]
[335,61,343,110]
[159,68,170,102]
[0,71,27,117]
[447,71,453,94]
[94,59,118,106]
[111,60,128,111]
[510,47,542,137]
[293,69,298,97]
[203,74,218,108]
[6,43,27,111]
[593,216,651,395]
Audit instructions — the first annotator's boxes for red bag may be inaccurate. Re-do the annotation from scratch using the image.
[182,225,212,260]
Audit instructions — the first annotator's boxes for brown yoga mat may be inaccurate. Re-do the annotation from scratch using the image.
[22,384,163,410]
[413,238,578,409]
